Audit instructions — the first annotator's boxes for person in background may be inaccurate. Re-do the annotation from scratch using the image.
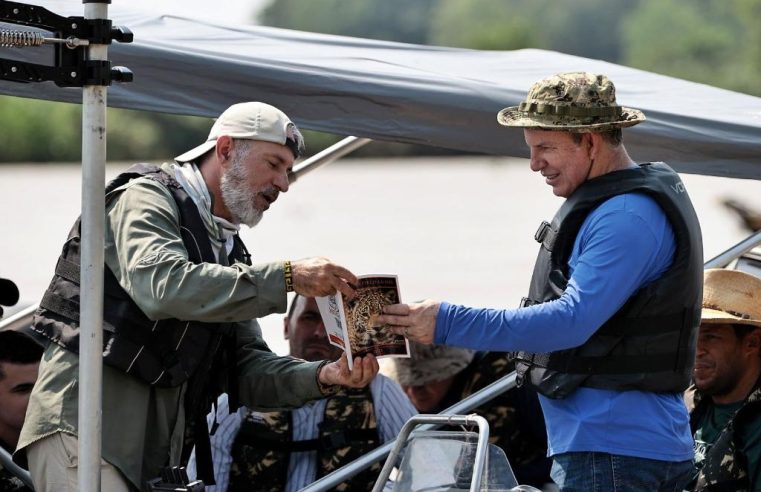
[18,102,378,492]
[686,268,761,491]
[393,342,551,488]
[190,294,416,491]
[0,329,42,492]
[378,72,704,491]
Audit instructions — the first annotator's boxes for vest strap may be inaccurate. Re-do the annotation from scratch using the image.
[241,428,378,453]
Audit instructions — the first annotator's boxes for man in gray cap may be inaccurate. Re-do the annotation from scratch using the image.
[394,343,551,488]
[19,102,379,492]
[379,72,703,490]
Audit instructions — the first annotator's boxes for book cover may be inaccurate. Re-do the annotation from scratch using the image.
[316,274,410,370]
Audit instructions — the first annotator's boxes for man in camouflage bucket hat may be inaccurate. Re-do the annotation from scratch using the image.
[394,342,552,488]
[378,72,703,491]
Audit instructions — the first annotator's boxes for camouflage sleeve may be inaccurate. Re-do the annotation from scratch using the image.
[235,319,324,411]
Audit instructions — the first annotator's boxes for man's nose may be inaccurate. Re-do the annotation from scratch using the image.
[274,171,289,193]
[528,152,544,172]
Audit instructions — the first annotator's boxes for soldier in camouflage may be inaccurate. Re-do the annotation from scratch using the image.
[393,342,552,488]
[686,269,761,491]
[0,330,42,492]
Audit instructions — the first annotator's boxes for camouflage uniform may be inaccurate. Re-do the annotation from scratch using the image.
[0,465,30,492]
[229,388,380,491]
[686,378,761,491]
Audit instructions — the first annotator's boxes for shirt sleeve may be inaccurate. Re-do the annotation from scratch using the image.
[104,177,286,322]
[372,375,417,443]
[235,319,324,410]
[435,199,675,353]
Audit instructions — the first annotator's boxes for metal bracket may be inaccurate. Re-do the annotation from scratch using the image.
[0,0,133,86]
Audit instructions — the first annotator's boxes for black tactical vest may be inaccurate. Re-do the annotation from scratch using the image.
[229,388,381,492]
[514,162,703,399]
[33,163,247,388]
[689,381,761,492]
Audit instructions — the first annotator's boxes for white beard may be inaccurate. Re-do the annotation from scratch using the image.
[219,153,265,228]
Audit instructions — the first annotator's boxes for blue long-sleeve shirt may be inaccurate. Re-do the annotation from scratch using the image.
[435,193,695,461]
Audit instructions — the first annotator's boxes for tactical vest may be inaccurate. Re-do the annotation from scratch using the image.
[33,163,246,388]
[688,380,761,492]
[514,162,703,399]
[229,388,381,492]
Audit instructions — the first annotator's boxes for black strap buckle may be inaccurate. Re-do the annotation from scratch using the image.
[320,430,348,450]
[534,221,551,243]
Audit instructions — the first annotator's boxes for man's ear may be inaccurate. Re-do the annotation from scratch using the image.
[215,136,233,163]
[587,132,603,161]
[745,328,761,354]
[283,317,290,340]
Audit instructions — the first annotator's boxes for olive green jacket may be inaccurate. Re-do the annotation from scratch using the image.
[18,166,324,490]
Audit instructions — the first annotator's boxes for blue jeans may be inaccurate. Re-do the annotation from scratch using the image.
[550,452,695,492]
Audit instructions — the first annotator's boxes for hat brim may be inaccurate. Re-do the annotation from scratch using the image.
[701,307,761,328]
[497,106,646,132]
[174,140,216,163]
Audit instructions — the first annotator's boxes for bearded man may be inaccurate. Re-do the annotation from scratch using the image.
[18,102,378,492]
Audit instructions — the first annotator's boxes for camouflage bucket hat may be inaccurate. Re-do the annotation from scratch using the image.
[497,72,646,132]
[393,341,475,386]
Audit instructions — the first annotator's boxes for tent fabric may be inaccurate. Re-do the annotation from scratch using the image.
[1,1,760,178]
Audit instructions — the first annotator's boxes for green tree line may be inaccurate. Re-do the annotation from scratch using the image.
[1,0,758,162]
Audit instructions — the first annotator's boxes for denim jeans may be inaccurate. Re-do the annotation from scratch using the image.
[550,452,695,492]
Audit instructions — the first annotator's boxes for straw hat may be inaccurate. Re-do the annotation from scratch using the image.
[702,268,761,327]
[497,72,645,132]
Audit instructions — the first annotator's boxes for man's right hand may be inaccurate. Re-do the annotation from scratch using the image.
[291,257,358,298]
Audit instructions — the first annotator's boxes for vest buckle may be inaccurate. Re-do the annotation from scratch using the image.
[534,221,551,243]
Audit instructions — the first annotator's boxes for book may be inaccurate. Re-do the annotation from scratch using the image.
[315,274,410,371]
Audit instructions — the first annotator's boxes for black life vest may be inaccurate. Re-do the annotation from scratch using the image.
[32,163,249,485]
[33,163,247,387]
[688,380,761,492]
[228,388,381,492]
[513,162,703,399]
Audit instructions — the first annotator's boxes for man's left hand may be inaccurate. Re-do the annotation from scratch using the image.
[319,353,379,389]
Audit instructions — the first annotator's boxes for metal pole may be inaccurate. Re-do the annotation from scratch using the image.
[0,447,33,489]
[289,136,371,183]
[704,230,761,269]
[79,2,108,491]
[299,372,517,492]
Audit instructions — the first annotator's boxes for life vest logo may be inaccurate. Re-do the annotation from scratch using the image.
[671,181,686,194]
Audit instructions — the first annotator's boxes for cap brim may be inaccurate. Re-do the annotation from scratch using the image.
[174,140,216,163]
[497,106,646,132]
[701,307,761,327]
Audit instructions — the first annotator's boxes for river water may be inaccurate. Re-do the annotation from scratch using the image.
[2,156,760,354]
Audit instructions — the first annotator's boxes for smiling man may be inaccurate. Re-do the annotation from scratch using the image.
[378,72,704,491]
[686,268,761,492]
[19,102,379,492]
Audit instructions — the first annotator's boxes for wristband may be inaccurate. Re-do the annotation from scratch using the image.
[284,260,294,292]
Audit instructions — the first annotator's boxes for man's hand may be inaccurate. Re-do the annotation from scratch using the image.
[376,300,440,344]
[291,257,358,298]
[319,353,379,388]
